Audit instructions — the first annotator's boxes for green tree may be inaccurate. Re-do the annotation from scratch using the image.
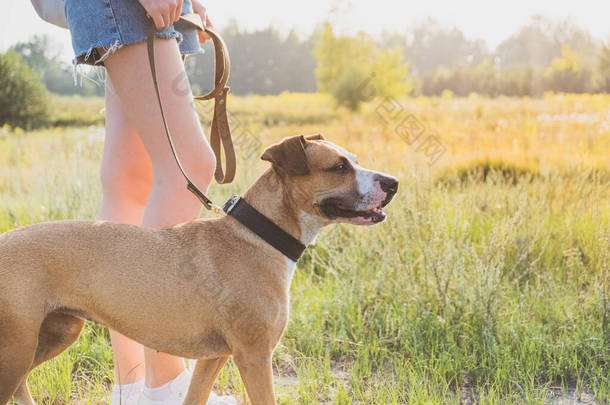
[0,51,50,129]
[11,35,102,96]
[314,23,411,110]
[186,20,317,95]
[544,44,590,93]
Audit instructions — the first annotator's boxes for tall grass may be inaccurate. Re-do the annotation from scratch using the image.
[1,93,608,404]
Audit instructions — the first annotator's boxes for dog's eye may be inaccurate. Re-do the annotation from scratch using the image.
[330,161,348,173]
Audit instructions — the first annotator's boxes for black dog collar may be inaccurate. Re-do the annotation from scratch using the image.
[223,195,306,262]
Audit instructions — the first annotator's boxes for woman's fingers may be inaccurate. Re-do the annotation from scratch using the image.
[191,0,211,43]
[140,0,181,30]
[171,0,183,25]
[168,6,177,27]
[191,0,206,22]
[151,12,166,30]
[149,8,170,29]
[198,30,211,43]
[199,15,213,42]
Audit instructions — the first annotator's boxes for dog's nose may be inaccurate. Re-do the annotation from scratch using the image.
[379,175,398,195]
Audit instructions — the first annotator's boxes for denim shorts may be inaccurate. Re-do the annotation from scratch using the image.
[63,0,202,66]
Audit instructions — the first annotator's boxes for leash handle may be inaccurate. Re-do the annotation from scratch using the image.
[180,14,236,185]
[179,14,231,101]
[146,16,234,213]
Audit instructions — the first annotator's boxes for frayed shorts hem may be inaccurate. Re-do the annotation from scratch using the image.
[73,30,203,67]
[64,0,203,70]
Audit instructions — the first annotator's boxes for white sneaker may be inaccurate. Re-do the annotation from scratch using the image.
[206,391,238,405]
[137,369,237,405]
[110,380,144,405]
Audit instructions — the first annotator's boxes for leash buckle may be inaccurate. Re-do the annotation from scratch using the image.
[222,194,241,215]
[209,202,228,216]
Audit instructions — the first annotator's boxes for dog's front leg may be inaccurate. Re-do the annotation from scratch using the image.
[233,350,276,405]
[183,356,229,405]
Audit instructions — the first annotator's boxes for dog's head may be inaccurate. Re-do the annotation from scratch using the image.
[261,134,398,225]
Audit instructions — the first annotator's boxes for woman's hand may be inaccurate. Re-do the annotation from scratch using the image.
[191,0,212,43]
[138,0,184,30]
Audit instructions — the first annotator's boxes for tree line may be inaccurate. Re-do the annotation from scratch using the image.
[5,16,610,105]
[390,16,610,96]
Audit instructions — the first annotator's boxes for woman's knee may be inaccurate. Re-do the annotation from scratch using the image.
[187,142,217,187]
[153,141,216,192]
[100,157,153,205]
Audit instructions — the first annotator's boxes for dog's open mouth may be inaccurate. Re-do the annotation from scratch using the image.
[320,199,386,225]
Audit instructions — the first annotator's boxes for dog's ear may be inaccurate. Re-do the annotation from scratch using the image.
[304,133,325,141]
[261,135,310,176]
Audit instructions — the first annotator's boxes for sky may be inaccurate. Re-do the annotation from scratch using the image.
[3,0,610,63]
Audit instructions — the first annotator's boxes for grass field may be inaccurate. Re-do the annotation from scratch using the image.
[1,93,609,404]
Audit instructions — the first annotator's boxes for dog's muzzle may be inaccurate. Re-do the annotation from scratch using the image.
[320,175,398,225]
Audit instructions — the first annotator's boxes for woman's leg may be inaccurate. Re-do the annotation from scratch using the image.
[99,77,152,385]
[101,37,216,388]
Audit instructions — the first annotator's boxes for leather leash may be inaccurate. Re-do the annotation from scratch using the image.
[146,16,306,261]
[146,15,235,214]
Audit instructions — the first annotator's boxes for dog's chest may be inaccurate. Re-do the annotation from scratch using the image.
[284,257,297,286]
[283,257,297,318]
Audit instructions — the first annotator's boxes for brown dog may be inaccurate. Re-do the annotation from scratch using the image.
[0,134,397,405]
